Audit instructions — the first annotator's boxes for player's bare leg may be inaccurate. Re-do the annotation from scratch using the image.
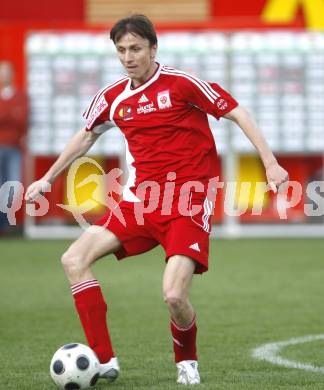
[163,255,195,326]
[61,225,121,284]
[163,255,200,384]
[61,225,122,382]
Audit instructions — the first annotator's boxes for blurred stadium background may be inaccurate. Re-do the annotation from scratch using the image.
[0,0,324,238]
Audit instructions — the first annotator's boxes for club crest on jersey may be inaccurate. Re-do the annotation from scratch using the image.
[87,96,108,129]
[216,98,228,110]
[118,105,133,120]
[157,90,172,109]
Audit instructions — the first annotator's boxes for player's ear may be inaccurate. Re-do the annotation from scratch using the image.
[150,44,157,59]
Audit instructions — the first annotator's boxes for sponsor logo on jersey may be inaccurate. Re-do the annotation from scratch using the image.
[118,105,133,120]
[87,96,108,128]
[138,93,149,103]
[157,90,172,109]
[216,98,228,110]
[137,102,157,115]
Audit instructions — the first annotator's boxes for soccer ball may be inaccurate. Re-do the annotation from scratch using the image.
[50,343,100,389]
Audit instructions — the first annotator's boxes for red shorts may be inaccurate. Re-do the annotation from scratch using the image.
[95,194,213,274]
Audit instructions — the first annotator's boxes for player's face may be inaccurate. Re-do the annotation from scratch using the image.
[115,33,157,87]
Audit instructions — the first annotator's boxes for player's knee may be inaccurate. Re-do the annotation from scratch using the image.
[164,290,185,311]
[61,250,86,277]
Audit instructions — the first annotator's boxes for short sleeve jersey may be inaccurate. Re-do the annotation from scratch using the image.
[83,64,238,201]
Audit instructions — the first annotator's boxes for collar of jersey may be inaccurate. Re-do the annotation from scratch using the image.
[109,63,162,121]
[125,62,161,92]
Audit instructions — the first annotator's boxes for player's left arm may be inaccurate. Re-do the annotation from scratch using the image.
[224,105,289,192]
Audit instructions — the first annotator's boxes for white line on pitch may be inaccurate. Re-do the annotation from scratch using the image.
[252,334,324,373]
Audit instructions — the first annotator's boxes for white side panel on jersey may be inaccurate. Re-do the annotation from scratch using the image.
[108,64,162,202]
[122,137,141,202]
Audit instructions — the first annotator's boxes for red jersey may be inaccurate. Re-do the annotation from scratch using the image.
[83,64,238,201]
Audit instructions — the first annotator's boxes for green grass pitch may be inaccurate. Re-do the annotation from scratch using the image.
[1,238,324,389]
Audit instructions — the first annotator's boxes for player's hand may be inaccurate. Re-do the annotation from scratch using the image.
[25,179,51,202]
[265,161,289,193]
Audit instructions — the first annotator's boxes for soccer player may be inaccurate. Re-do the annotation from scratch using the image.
[25,15,289,385]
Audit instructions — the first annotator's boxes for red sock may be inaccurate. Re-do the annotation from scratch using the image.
[71,279,114,363]
[170,315,197,363]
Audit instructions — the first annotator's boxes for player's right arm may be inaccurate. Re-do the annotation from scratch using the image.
[25,128,100,201]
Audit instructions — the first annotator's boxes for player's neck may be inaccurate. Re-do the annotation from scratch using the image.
[131,62,158,89]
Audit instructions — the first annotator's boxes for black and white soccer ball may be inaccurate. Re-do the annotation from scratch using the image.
[50,343,100,389]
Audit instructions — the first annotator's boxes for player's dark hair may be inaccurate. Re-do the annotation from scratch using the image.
[110,14,158,46]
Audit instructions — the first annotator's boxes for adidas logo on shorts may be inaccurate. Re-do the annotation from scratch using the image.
[189,243,201,252]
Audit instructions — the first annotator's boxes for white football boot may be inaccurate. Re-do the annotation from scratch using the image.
[99,357,120,382]
[176,360,200,385]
